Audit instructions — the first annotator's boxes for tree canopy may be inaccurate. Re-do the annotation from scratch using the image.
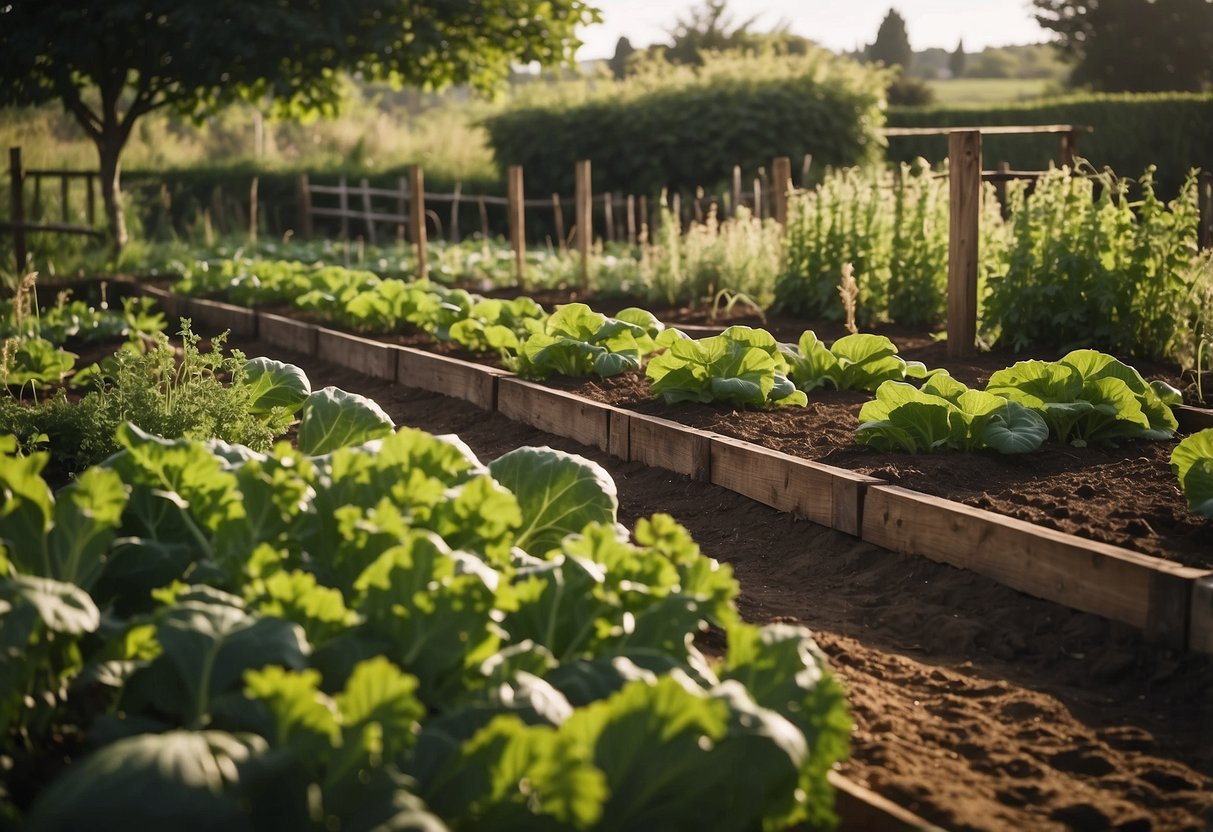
[1034,0,1213,91]
[665,0,761,65]
[868,9,913,70]
[0,0,600,251]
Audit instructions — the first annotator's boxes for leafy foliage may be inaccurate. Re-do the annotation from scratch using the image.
[856,374,1049,454]
[1,423,849,829]
[782,331,932,392]
[985,349,1180,446]
[647,326,807,408]
[1171,429,1213,517]
[515,304,666,380]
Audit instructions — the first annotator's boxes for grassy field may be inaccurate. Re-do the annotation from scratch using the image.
[926,78,1059,105]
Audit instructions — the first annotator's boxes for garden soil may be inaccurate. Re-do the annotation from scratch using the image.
[241,337,1213,832]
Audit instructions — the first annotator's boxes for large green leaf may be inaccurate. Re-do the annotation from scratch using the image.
[297,387,394,455]
[48,466,127,587]
[488,447,618,555]
[978,401,1049,454]
[241,358,312,415]
[0,440,53,575]
[1171,429,1213,517]
[2,574,100,635]
[24,730,265,832]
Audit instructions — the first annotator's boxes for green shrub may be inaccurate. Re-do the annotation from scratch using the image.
[885,93,1213,199]
[483,50,889,201]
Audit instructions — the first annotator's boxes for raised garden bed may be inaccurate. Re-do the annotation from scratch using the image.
[231,334,1213,832]
[142,287,1213,655]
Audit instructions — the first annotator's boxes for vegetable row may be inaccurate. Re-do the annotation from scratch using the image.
[1,405,850,829]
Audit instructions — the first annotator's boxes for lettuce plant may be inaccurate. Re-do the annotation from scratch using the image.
[856,373,1048,454]
[781,330,932,393]
[985,349,1180,446]
[3,425,850,831]
[1171,429,1213,517]
[447,296,546,356]
[515,303,667,380]
[647,325,807,408]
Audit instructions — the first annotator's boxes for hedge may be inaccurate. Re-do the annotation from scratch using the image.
[885,93,1213,198]
[482,52,888,201]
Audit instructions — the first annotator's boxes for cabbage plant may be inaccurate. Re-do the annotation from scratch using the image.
[1171,429,1213,517]
[781,330,933,393]
[647,326,807,408]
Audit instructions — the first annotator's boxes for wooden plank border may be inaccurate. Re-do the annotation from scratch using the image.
[497,378,614,453]
[184,296,258,339]
[711,436,883,536]
[830,772,943,832]
[257,312,318,356]
[1175,405,1213,433]
[1190,575,1213,655]
[628,412,712,482]
[861,485,1211,647]
[396,346,505,410]
[135,283,189,324]
[315,328,397,380]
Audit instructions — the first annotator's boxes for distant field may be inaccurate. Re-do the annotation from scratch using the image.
[926,78,1057,105]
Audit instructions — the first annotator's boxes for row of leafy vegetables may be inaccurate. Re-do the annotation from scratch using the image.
[166,259,1213,516]
[0,350,852,830]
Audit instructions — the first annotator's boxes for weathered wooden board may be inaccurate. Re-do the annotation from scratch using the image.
[1175,405,1213,433]
[497,378,612,452]
[862,485,1209,647]
[257,312,318,356]
[608,409,630,461]
[1190,575,1213,655]
[185,297,257,339]
[395,347,503,410]
[314,328,397,381]
[830,772,944,832]
[136,283,188,323]
[628,412,712,482]
[711,435,883,536]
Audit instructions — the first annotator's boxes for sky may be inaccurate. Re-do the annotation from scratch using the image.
[575,0,1048,59]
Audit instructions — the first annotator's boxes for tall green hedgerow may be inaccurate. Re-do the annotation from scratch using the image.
[483,50,889,200]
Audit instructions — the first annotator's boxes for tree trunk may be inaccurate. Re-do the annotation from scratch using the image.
[96,134,128,254]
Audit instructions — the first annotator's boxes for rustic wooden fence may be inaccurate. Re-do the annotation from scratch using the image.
[2,147,104,275]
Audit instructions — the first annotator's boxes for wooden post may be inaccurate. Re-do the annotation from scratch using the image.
[409,166,427,278]
[338,175,349,240]
[671,192,682,233]
[693,187,704,224]
[59,175,69,224]
[507,164,526,288]
[802,153,813,182]
[1060,130,1078,168]
[604,192,615,242]
[551,193,566,253]
[396,176,408,244]
[1199,171,1213,251]
[360,177,377,246]
[575,159,591,285]
[732,165,743,217]
[626,194,636,246]
[752,177,763,220]
[772,156,792,227]
[86,172,96,227]
[298,174,313,238]
[994,160,1011,220]
[639,194,649,233]
[478,196,489,242]
[947,130,982,359]
[249,176,258,243]
[9,147,26,275]
[450,181,462,243]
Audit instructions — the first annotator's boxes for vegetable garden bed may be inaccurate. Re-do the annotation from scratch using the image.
[139,284,1213,655]
[227,334,1213,832]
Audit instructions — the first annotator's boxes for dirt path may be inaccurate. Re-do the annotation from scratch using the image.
[243,339,1213,831]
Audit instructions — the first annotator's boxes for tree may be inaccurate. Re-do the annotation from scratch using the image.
[868,9,913,69]
[949,40,967,79]
[666,0,760,66]
[609,37,636,80]
[0,1,599,253]
[1034,0,1213,91]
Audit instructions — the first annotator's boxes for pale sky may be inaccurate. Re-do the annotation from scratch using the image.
[576,0,1048,58]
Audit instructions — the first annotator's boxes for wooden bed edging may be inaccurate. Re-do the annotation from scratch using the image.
[133,294,1213,654]
[1175,405,1213,433]
[711,436,882,536]
[395,346,506,410]
[830,772,943,832]
[862,485,1212,648]
[259,312,319,356]
[185,297,258,340]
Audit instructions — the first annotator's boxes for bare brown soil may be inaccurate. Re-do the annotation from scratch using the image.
[241,338,1213,832]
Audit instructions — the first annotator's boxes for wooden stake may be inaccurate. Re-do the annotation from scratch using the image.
[409,166,427,279]
[9,147,26,275]
[772,156,792,227]
[338,175,349,241]
[604,192,615,242]
[626,194,636,246]
[478,196,489,244]
[575,159,591,285]
[249,176,258,243]
[752,177,763,220]
[731,165,742,217]
[1060,130,1078,168]
[396,176,408,244]
[507,164,526,288]
[450,181,462,243]
[639,194,648,233]
[552,193,566,253]
[947,130,982,358]
[360,177,376,246]
[298,174,313,238]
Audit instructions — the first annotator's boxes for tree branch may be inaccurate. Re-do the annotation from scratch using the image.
[52,69,103,142]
